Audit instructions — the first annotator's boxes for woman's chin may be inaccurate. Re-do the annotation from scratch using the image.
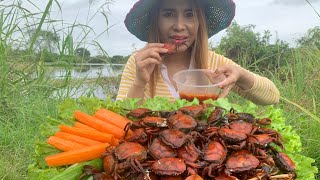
[176,46,190,53]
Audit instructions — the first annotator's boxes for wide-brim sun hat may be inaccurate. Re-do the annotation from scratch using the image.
[124,0,235,42]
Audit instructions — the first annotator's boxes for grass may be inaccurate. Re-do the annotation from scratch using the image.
[0,0,320,180]
[0,1,114,179]
[258,47,320,179]
[0,92,60,179]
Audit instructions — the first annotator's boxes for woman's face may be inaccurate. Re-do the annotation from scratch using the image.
[158,0,199,52]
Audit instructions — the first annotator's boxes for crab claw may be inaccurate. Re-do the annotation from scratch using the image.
[163,43,177,55]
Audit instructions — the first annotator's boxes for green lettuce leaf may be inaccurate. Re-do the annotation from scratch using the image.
[141,96,199,111]
[28,96,318,180]
[28,159,102,180]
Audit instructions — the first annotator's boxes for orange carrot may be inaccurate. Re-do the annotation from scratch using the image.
[59,125,117,145]
[45,143,109,167]
[74,110,125,139]
[111,138,120,146]
[94,108,131,129]
[74,122,100,132]
[55,132,102,146]
[47,136,85,151]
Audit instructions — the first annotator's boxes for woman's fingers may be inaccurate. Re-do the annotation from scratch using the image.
[219,85,234,98]
[136,51,163,66]
[212,65,241,98]
[146,43,165,48]
[149,46,169,55]
[217,76,237,88]
[149,50,164,62]
[213,65,241,88]
[137,57,160,68]
[204,70,228,86]
[213,66,226,75]
[144,43,168,53]
[133,43,169,86]
[135,47,168,62]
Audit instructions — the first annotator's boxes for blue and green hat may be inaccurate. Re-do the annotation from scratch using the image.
[124,0,236,42]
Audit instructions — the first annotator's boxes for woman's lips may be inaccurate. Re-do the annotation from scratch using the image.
[170,37,188,44]
[171,35,187,39]
[174,39,186,44]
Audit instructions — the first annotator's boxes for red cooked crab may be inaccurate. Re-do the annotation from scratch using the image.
[163,43,177,55]
[151,158,186,176]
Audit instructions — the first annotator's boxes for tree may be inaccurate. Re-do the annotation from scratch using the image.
[215,22,260,64]
[27,29,60,53]
[110,55,127,64]
[75,47,91,58]
[297,26,320,48]
[214,22,290,70]
[89,55,107,63]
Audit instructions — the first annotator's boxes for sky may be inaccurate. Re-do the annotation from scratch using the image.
[11,0,320,56]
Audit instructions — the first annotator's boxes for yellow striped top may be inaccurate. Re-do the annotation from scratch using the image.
[116,50,280,105]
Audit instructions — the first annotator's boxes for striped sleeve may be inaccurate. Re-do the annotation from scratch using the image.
[208,51,280,105]
[236,73,280,105]
[116,55,136,101]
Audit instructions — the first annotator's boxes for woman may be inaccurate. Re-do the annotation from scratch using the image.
[116,0,280,105]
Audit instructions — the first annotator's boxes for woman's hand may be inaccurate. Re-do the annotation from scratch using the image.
[211,65,255,98]
[133,43,168,87]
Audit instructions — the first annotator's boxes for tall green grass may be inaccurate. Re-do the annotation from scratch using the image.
[0,1,114,179]
[0,92,60,179]
[274,48,320,178]
[247,47,320,178]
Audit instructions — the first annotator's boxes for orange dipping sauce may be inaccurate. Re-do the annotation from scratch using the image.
[179,92,218,104]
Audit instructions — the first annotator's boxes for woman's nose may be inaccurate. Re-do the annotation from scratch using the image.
[173,15,186,31]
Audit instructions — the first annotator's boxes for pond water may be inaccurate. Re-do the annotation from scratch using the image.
[47,63,124,79]
[47,63,125,99]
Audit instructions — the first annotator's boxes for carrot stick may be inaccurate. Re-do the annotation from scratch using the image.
[59,125,117,145]
[74,110,125,139]
[74,122,100,132]
[94,108,131,129]
[111,138,120,146]
[55,132,102,146]
[47,136,86,151]
[45,143,109,167]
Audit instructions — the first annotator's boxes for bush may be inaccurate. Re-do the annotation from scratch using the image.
[88,56,107,63]
[213,22,291,71]
[40,49,59,62]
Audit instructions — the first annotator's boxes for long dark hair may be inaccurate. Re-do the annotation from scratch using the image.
[147,0,209,97]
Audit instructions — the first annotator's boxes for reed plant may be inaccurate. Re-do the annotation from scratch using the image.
[0,0,115,179]
[236,47,320,178]
[273,48,320,178]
